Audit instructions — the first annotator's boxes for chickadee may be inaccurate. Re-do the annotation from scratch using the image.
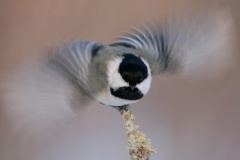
[6,8,235,112]
[47,41,153,109]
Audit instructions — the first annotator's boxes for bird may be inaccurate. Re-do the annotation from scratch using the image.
[3,8,236,113]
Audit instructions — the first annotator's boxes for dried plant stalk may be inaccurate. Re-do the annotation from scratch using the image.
[121,109,156,160]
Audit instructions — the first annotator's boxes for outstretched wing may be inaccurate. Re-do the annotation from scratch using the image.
[1,40,103,140]
[47,40,103,94]
[4,40,103,116]
[111,9,236,76]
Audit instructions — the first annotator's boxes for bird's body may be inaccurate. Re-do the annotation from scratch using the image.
[46,43,152,108]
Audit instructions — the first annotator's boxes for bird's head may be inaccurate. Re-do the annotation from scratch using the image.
[107,53,152,103]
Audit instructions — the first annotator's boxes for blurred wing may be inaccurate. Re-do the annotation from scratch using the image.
[111,9,236,76]
[48,40,103,94]
[1,40,103,139]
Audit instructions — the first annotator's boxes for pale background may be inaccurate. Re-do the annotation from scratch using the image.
[0,0,240,160]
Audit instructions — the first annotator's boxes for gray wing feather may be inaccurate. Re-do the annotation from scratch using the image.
[48,40,102,93]
[1,41,103,137]
[112,9,236,76]
[5,40,103,114]
[0,41,104,137]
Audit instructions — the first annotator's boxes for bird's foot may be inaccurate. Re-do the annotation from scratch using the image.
[112,105,130,113]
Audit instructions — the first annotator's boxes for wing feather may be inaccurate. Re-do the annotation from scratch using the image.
[49,40,103,92]
[112,9,236,76]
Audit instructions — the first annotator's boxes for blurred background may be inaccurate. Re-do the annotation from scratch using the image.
[0,0,240,160]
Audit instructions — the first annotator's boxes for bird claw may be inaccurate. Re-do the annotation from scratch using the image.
[113,105,130,113]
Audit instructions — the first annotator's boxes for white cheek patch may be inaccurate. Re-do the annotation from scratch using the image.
[137,75,152,95]
[107,57,129,89]
[136,58,152,95]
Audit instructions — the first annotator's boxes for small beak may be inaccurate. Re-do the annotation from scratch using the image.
[130,86,135,90]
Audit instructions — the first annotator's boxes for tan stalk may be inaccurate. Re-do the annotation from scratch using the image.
[121,109,156,160]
